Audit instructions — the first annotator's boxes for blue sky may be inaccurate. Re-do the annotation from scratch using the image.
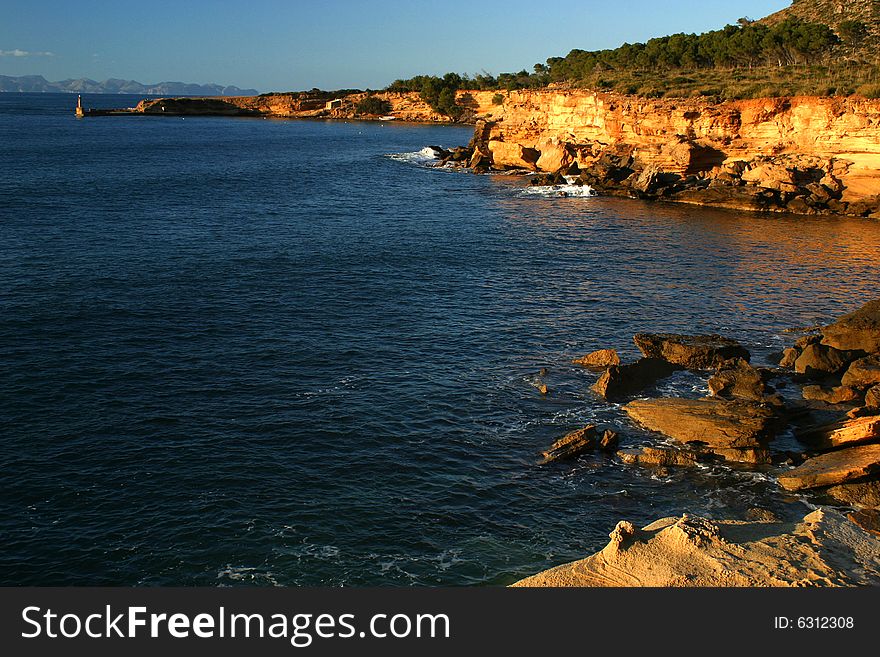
[1,0,792,91]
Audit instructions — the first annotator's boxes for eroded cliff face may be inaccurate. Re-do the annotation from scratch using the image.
[465,89,880,209]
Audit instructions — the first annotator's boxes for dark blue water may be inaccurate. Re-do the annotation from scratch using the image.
[2,93,880,586]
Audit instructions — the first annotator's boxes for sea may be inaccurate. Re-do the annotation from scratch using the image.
[1,92,879,586]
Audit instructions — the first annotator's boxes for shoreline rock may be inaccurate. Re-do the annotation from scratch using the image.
[512,509,880,587]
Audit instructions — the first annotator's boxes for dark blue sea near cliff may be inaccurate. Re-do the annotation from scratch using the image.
[2,92,880,586]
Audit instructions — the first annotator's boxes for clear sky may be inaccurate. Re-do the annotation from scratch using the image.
[1,0,792,92]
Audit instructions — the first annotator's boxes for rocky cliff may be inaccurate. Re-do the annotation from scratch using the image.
[464,89,880,217]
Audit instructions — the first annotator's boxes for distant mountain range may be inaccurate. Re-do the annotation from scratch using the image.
[0,75,258,96]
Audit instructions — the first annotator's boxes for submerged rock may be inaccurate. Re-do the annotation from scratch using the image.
[591,358,681,400]
[572,348,620,369]
[633,333,749,370]
[541,426,597,463]
[511,509,880,587]
[821,299,880,353]
[777,443,880,491]
[623,397,776,449]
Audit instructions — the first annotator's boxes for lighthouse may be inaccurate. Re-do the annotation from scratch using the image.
[75,94,84,118]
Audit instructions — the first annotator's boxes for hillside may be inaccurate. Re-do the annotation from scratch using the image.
[761,0,880,45]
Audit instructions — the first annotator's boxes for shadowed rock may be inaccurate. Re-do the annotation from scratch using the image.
[591,358,681,400]
[848,509,880,536]
[779,347,800,368]
[795,343,860,377]
[867,385,880,408]
[541,426,597,463]
[599,429,619,452]
[624,397,776,450]
[633,333,749,370]
[827,479,880,509]
[801,385,862,405]
[778,443,880,491]
[708,358,772,402]
[821,299,880,353]
[841,355,880,389]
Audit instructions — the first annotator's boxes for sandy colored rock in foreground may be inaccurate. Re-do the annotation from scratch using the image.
[512,509,880,587]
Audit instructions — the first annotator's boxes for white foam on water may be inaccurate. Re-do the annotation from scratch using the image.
[519,182,596,198]
[386,146,442,166]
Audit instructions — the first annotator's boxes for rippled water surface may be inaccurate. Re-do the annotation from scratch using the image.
[2,93,880,585]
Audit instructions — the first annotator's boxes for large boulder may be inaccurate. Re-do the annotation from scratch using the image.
[741,161,799,192]
[841,355,880,389]
[591,358,681,401]
[536,142,574,173]
[795,415,880,450]
[794,343,858,377]
[623,397,776,449]
[633,333,749,370]
[821,299,880,353]
[488,140,539,170]
[572,348,620,369]
[777,443,880,491]
[541,425,597,463]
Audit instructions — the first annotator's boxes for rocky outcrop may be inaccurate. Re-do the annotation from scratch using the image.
[624,397,776,450]
[778,443,880,491]
[512,509,880,587]
[633,333,750,370]
[466,89,880,218]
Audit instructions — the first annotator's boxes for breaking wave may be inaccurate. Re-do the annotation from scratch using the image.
[386,146,443,166]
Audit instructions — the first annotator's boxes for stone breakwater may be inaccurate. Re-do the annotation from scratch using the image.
[525,299,880,586]
[461,90,880,218]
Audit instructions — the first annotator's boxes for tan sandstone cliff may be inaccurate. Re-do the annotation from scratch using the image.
[463,88,880,214]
